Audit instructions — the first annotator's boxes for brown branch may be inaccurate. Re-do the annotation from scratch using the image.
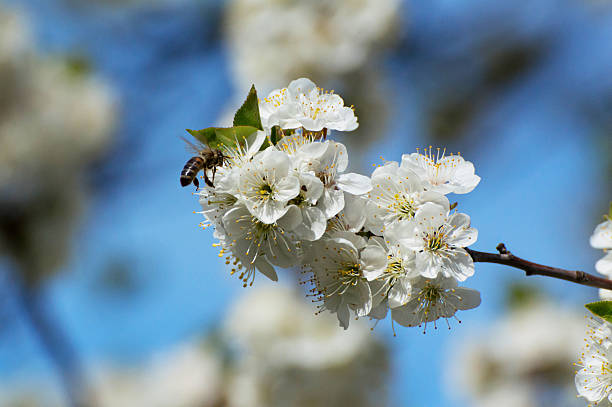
[466,243,612,290]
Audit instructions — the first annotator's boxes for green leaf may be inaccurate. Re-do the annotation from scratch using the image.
[216,126,259,148]
[585,301,612,323]
[233,85,263,130]
[608,202,612,219]
[186,127,217,146]
[270,125,281,145]
[186,126,260,150]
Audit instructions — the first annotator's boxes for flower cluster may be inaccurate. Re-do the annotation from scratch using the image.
[575,317,612,405]
[573,206,612,405]
[192,78,482,331]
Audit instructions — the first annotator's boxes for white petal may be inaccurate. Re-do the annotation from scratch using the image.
[277,205,302,231]
[415,252,441,279]
[273,175,300,202]
[341,193,367,232]
[265,232,297,268]
[388,277,412,308]
[245,199,289,224]
[292,206,326,241]
[254,258,278,282]
[596,252,612,276]
[318,187,345,218]
[349,280,372,317]
[336,300,350,330]
[258,149,291,176]
[590,221,612,249]
[391,302,420,327]
[443,249,475,281]
[452,287,481,310]
[288,77,317,97]
[299,173,324,204]
[361,245,388,281]
[336,173,372,194]
[368,300,388,320]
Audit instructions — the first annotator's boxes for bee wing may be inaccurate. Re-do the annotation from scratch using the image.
[181,136,207,154]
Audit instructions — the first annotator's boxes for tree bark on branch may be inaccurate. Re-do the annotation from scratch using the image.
[466,243,612,290]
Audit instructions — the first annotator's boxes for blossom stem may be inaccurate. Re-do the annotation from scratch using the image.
[466,243,612,290]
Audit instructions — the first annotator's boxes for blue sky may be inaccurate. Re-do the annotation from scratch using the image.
[1,0,611,405]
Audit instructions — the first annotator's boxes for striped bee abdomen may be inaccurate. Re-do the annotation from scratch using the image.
[180,156,205,187]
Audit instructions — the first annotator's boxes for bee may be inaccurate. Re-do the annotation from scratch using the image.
[180,138,228,190]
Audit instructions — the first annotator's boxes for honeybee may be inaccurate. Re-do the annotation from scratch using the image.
[180,138,228,190]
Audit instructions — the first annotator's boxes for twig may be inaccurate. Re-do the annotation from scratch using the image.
[13,274,87,407]
[466,243,612,290]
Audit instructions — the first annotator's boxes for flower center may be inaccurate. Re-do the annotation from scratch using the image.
[288,192,307,207]
[411,281,446,322]
[386,257,404,277]
[339,262,362,278]
[258,183,274,198]
[425,227,447,253]
[420,283,442,303]
[391,194,416,220]
[251,218,275,241]
[417,146,462,185]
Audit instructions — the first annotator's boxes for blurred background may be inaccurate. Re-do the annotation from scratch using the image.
[0,0,610,405]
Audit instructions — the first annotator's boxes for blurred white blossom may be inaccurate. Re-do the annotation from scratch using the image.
[0,6,116,282]
[223,284,389,407]
[89,343,223,407]
[447,301,584,407]
[224,0,401,92]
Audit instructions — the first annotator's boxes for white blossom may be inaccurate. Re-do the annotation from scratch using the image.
[591,219,612,276]
[448,300,585,407]
[223,285,390,407]
[308,235,373,329]
[236,148,300,224]
[401,147,480,195]
[386,202,478,281]
[576,317,612,405]
[366,160,449,234]
[259,78,358,132]
[187,76,485,333]
[225,0,401,91]
[591,219,612,250]
[600,289,612,301]
[90,343,223,407]
[361,236,417,309]
[222,204,302,284]
[275,135,329,241]
[309,139,371,218]
[390,275,481,330]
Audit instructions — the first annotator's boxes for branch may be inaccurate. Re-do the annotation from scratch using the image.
[466,243,612,290]
[13,273,88,407]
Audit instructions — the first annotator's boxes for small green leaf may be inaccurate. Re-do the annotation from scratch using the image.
[270,125,281,145]
[585,301,612,323]
[186,126,259,150]
[608,202,612,219]
[233,85,263,130]
[186,127,217,146]
[215,126,259,148]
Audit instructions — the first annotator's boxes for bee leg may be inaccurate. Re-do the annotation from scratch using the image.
[204,171,214,188]
[193,177,200,191]
[211,166,217,184]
